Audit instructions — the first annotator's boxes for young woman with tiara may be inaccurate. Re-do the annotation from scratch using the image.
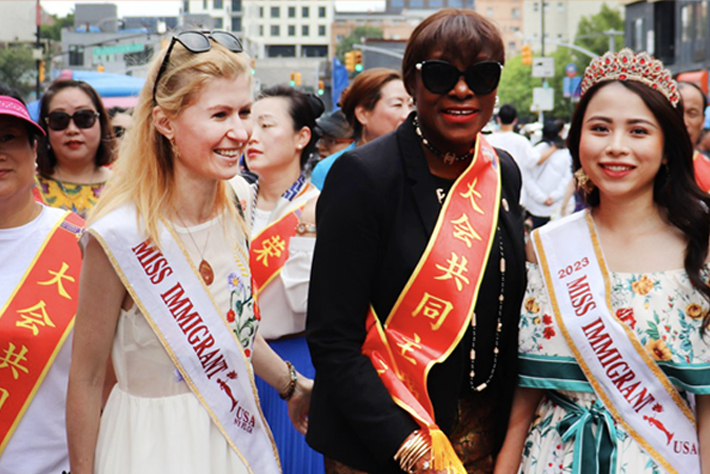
[495,49,710,474]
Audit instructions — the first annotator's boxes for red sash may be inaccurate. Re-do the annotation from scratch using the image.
[0,211,83,454]
[250,205,304,295]
[361,136,501,472]
[693,151,710,193]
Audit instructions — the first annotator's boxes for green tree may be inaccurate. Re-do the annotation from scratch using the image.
[336,26,383,59]
[41,13,74,42]
[575,4,624,56]
[0,47,35,99]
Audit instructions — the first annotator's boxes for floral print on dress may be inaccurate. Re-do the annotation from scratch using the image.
[517,263,710,474]
[227,271,259,360]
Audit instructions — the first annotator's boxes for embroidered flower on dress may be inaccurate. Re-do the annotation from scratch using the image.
[686,302,705,320]
[525,297,540,314]
[631,275,654,295]
[543,326,556,339]
[227,271,245,292]
[645,339,672,361]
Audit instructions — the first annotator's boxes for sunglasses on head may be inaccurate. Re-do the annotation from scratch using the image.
[416,60,503,95]
[45,109,100,131]
[152,30,244,105]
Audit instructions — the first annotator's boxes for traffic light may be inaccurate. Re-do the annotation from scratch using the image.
[317,80,325,96]
[38,60,45,83]
[354,50,363,72]
[295,72,302,87]
[290,72,297,86]
[521,44,533,66]
[344,51,355,72]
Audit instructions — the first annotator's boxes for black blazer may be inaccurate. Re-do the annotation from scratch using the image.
[306,116,526,473]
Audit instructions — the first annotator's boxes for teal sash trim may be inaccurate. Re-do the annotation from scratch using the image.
[548,390,617,474]
[520,353,710,394]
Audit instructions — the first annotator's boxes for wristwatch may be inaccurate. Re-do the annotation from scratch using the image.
[296,222,317,235]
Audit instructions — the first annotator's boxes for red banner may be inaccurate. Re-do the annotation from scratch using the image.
[694,151,710,193]
[0,211,83,454]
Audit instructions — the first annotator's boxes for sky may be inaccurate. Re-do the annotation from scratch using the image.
[40,0,385,17]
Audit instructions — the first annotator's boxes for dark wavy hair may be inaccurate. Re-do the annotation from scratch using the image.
[36,79,114,175]
[568,80,710,329]
[257,85,324,170]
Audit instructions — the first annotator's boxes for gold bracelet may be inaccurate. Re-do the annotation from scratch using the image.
[405,442,431,473]
[401,436,427,469]
[395,431,430,473]
[394,430,420,462]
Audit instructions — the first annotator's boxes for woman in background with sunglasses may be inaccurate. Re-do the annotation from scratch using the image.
[310,68,411,190]
[35,80,114,218]
[67,31,310,474]
[306,9,526,474]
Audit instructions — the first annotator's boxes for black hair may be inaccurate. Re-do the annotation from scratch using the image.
[497,104,517,125]
[0,83,37,146]
[107,106,129,118]
[257,85,325,170]
[540,119,566,149]
[568,80,710,329]
[678,81,708,110]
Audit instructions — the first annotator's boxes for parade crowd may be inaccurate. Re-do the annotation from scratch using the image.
[2,7,710,474]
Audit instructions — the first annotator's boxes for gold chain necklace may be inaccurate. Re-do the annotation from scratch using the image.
[175,212,215,286]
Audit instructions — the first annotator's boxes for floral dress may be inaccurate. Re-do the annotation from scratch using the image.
[35,173,106,219]
[518,263,710,474]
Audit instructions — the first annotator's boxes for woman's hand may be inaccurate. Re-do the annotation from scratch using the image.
[287,374,313,435]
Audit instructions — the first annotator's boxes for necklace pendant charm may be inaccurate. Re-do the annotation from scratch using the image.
[443,152,456,165]
[199,259,214,286]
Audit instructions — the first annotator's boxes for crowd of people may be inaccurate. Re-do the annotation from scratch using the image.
[1,7,710,474]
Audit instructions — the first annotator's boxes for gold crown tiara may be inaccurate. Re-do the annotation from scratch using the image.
[580,48,680,107]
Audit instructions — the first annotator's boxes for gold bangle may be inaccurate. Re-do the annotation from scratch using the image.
[396,431,430,473]
[394,430,420,462]
[406,443,430,473]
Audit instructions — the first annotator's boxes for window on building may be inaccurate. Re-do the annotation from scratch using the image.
[448,0,462,7]
[319,6,326,17]
[634,17,644,50]
[271,24,280,36]
[231,16,241,31]
[681,5,691,42]
[302,45,328,57]
[214,17,223,28]
[69,45,84,66]
[259,6,264,18]
[533,2,538,12]
[302,6,310,18]
[429,0,443,7]
[203,0,208,9]
[267,45,296,57]
[214,0,223,9]
[183,1,189,13]
[508,42,516,52]
[557,2,563,12]
[410,0,424,7]
[288,25,295,36]
[259,25,264,36]
[302,25,309,36]
[231,0,241,11]
[512,7,520,19]
[288,6,295,18]
[318,25,326,36]
[392,0,405,6]
[271,6,280,18]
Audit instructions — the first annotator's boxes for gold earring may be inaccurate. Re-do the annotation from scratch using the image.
[574,168,594,193]
[170,138,180,160]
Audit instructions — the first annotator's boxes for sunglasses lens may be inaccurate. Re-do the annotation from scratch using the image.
[421,62,459,94]
[211,32,243,53]
[113,126,126,138]
[47,112,70,131]
[74,110,98,128]
[178,31,211,52]
[466,62,502,95]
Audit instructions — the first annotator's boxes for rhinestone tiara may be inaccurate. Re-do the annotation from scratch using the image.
[580,48,680,107]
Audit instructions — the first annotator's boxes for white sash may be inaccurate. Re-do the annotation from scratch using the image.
[90,205,281,474]
[533,211,699,474]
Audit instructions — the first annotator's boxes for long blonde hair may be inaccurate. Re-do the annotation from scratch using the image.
[89,38,251,245]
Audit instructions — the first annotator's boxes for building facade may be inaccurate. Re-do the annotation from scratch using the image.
[182,0,245,33]
[476,0,525,56]
[384,0,473,13]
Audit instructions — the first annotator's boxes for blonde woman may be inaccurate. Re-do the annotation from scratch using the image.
[66,31,311,474]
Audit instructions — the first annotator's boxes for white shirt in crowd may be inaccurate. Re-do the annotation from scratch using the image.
[525,142,573,218]
[485,130,540,208]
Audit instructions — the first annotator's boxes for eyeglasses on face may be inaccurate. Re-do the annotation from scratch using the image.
[45,109,100,131]
[415,59,503,96]
[152,30,244,105]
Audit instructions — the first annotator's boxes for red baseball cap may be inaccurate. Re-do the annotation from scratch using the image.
[0,95,46,137]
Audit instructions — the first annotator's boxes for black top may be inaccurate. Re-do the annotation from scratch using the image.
[306,115,526,473]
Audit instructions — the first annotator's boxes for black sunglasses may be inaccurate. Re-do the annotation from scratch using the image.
[152,30,244,105]
[113,126,126,138]
[416,60,503,95]
[45,109,100,131]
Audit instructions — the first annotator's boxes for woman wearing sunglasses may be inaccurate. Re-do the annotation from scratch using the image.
[35,80,114,218]
[0,86,83,474]
[306,9,526,474]
[66,31,310,474]
[310,68,411,190]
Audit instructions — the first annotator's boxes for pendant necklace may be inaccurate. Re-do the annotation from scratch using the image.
[469,226,505,392]
[175,212,214,286]
[414,115,473,165]
[53,167,87,214]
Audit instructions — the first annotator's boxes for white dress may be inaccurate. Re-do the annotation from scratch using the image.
[94,215,258,474]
